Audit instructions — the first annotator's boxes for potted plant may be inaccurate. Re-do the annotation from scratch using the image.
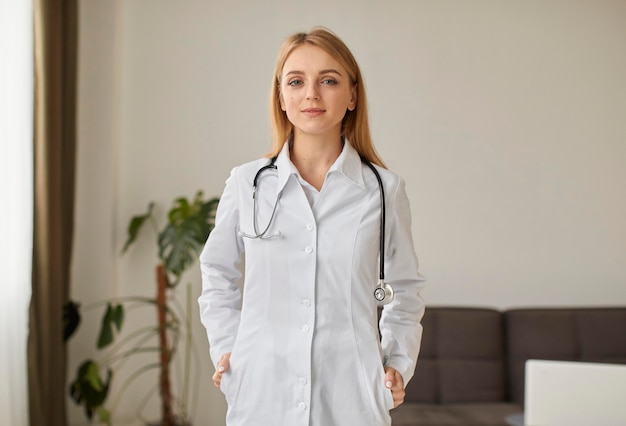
[64,190,219,425]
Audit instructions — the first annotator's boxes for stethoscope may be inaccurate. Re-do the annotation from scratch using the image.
[240,156,394,305]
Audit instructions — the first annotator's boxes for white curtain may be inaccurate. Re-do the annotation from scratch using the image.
[0,0,34,424]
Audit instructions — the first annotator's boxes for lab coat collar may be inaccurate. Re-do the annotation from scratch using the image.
[330,140,366,189]
[274,139,366,195]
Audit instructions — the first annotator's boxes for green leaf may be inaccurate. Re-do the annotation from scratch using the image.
[97,303,124,349]
[86,362,103,391]
[121,202,155,253]
[157,192,219,281]
[96,406,111,425]
[158,225,201,279]
[69,360,112,420]
[112,304,124,331]
[168,197,192,225]
[97,304,113,349]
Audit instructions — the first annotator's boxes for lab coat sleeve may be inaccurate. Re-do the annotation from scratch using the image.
[379,176,426,387]
[198,168,245,368]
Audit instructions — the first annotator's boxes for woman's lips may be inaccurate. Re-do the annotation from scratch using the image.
[302,108,325,117]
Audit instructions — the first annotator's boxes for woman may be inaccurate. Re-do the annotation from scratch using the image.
[199,27,425,426]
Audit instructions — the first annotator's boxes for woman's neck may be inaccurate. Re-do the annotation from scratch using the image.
[290,132,343,191]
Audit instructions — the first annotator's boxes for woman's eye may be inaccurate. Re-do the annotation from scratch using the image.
[322,79,337,85]
[288,79,303,87]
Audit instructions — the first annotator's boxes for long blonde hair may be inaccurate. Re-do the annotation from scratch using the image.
[268,27,386,168]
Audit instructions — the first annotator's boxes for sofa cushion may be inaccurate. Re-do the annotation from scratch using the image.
[408,307,506,404]
[505,307,626,405]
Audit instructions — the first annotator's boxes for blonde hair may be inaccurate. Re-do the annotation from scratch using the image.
[268,27,386,168]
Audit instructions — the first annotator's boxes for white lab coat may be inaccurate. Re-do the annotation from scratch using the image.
[198,141,425,426]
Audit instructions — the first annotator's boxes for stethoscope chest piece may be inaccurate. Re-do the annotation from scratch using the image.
[374,280,394,305]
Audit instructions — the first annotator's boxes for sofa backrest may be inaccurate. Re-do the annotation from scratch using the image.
[504,307,626,405]
[407,307,507,403]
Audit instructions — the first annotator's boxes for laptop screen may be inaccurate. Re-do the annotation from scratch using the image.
[524,359,626,426]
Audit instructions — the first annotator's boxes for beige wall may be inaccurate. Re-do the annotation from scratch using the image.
[71,0,626,424]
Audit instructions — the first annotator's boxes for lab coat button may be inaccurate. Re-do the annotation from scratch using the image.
[302,324,310,332]
[302,299,311,307]
[304,246,313,254]
[305,224,314,231]
[298,377,307,385]
[298,402,306,410]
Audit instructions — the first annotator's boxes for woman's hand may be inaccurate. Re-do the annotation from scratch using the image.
[384,366,405,408]
[212,352,231,388]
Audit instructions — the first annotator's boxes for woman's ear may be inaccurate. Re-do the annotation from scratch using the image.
[279,93,286,111]
[348,87,357,111]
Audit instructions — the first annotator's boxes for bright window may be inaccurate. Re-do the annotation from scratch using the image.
[0,0,34,424]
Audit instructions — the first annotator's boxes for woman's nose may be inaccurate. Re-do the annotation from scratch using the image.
[306,85,320,100]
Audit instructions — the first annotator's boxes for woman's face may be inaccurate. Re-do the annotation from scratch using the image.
[279,44,356,141]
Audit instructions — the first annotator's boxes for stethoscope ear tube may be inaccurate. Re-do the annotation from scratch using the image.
[243,157,280,239]
[253,157,278,189]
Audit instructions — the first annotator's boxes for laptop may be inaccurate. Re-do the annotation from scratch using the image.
[520,359,626,426]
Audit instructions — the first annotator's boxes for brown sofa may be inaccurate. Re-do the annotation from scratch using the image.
[390,307,626,426]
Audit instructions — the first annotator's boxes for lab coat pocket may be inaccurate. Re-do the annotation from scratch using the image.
[219,346,241,405]
[220,356,244,406]
[379,366,395,411]
[218,332,260,408]
[219,369,231,402]
[384,384,394,411]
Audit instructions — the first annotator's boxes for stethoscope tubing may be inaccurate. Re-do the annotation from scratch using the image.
[243,156,393,303]
[362,159,386,282]
[239,157,279,239]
